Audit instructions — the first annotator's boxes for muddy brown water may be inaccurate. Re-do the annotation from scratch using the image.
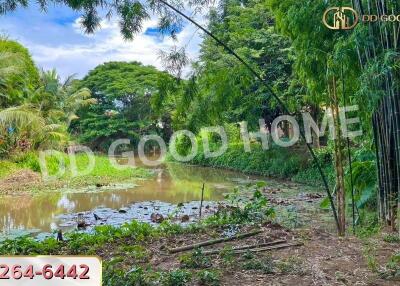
[0,162,264,240]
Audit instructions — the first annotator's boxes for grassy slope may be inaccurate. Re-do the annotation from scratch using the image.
[0,160,19,179]
[0,152,152,191]
[169,142,335,187]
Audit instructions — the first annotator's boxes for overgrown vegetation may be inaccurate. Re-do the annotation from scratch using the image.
[0,151,151,192]
[0,184,275,285]
[0,0,399,284]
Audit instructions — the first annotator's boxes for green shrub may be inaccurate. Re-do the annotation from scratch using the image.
[10,151,41,171]
[179,248,212,269]
[168,138,332,186]
[241,256,275,274]
[383,234,400,243]
[379,252,400,279]
[162,269,192,286]
[197,270,221,286]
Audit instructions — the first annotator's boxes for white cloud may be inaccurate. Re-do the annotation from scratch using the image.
[4,7,207,79]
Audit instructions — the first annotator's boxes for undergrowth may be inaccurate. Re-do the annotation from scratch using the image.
[0,184,274,285]
[0,151,151,191]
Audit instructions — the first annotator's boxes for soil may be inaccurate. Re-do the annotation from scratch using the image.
[82,182,399,285]
[0,169,42,194]
[1,169,399,285]
[86,222,399,285]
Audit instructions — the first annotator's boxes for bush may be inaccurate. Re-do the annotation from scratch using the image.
[168,136,332,186]
[197,270,221,286]
[10,151,41,172]
[162,269,192,286]
[241,256,275,274]
[179,248,212,269]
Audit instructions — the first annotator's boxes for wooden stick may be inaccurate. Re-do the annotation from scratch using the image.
[199,183,205,219]
[168,230,262,254]
[57,230,64,242]
[202,239,287,255]
[233,242,303,254]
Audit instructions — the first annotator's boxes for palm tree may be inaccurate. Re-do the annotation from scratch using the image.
[0,51,23,107]
[0,104,67,150]
[0,69,96,152]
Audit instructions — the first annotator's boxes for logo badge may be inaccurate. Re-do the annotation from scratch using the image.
[323,7,359,30]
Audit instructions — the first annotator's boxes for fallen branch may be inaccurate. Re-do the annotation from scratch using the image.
[232,242,303,254]
[202,239,287,255]
[168,229,262,254]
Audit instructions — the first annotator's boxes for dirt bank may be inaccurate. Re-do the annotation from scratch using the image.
[83,223,398,285]
[0,169,42,194]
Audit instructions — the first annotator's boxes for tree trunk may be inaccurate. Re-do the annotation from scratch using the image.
[331,76,346,236]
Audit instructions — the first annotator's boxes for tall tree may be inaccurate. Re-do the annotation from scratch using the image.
[0,38,40,108]
[173,0,297,132]
[74,61,175,150]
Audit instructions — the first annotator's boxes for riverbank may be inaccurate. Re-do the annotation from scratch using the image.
[0,152,152,194]
[168,142,335,187]
[0,182,398,285]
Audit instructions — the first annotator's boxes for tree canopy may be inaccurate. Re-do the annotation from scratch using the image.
[0,38,40,107]
[74,61,177,150]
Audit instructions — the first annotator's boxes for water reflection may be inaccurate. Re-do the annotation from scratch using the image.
[0,163,255,235]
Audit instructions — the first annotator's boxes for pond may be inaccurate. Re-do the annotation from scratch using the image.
[0,162,263,240]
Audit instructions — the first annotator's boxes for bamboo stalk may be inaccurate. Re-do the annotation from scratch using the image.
[231,242,303,254]
[168,230,263,254]
[331,76,346,236]
[202,239,287,255]
[341,63,356,233]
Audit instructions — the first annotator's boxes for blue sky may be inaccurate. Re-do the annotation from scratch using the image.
[0,3,203,79]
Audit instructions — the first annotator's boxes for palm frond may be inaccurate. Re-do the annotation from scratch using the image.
[0,106,45,130]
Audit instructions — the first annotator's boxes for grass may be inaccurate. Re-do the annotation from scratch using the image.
[0,184,276,285]
[0,151,152,192]
[241,255,275,274]
[197,270,221,286]
[179,248,212,269]
[380,252,400,279]
[362,242,379,272]
[0,160,18,179]
[167,141,335,187]
[383,234,400,244]
[56,154,151,186]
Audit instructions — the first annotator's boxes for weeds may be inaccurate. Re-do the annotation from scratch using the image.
[219,246,235,267]
[362,242,379,272]
[197,270,221,286]
[120,245,150,262]
[276,256,305,275]
[379,252,400,280]
[383,234,400,243]
[276,206,302,229]
[0,236,59,255]
[209,184,275,225]
[179,248,212,269]
[162,269,192,286]
[241,255,275,274]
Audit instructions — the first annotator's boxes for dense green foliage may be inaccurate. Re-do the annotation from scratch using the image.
[168,0,297,131]
[0,38,40,107]
[73,61,176,150]
[0,185,274,285]
[0,0,397,233]
[0,41,96,157]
